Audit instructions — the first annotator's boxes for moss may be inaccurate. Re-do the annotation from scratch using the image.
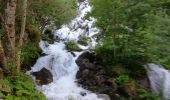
[65,40,81,51]
[78,35,89,46]
[26,25,41,44]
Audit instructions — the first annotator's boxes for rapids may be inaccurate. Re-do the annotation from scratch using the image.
[29,0,102,100]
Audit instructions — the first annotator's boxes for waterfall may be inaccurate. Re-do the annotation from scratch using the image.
[146,64,170,100]
[29,0,103,100]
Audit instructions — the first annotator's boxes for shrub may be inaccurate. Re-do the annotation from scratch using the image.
[21,43,42,70]
[41,34,51,41]
[137,88,159,100]
[26,25,41,44]
[116,75,130,86]
[65,40,81,51]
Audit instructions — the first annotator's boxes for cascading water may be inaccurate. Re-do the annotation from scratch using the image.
[146,64,170,100]
[29,0,103,100]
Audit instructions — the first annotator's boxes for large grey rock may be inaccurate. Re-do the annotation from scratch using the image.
[97,94,111,100]
[32,68,53,85]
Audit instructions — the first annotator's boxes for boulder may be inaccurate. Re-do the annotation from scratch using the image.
[76,51,96,64]
[32,68,53,85]
[76,52,117,98]
[97,94,111,100]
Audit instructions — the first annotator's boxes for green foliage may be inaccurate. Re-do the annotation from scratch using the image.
[116,75,130,86]
[28,0,77,26]
[41,28,54,43]
[90,0,170,72]
[65,40,81,51]
[41,34,51,41]
[0,74,46,100]
[78,35,89,46]
[21,43,42,69]
[44,28,52,35]
[137,88,158,100]
[26,25,41,44]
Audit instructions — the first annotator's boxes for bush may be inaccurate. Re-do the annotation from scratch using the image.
[137,88,159,100]
[21,43,42,70]
[65,40,81,51]
[116,75,130,86]
[41,34,51,41]
[78,36,89,46]
[0,74,46,100]
[26,25,41,44]
[41,28,54,43]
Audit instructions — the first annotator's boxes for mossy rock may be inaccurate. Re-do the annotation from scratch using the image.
[78,35,89,46]
[65,40,81,51]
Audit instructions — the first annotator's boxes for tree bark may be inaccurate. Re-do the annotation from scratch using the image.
[4,0,17,52]
[0,39,6,68]
[16,0,27,73]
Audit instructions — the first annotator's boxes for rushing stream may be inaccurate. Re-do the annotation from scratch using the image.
[29,0,102,100]
[146,64,170,100]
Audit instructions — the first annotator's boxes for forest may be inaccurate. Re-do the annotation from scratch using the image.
[0,0,170,100]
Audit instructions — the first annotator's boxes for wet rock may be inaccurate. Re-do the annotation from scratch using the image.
[70,51,76,57]
[76,52,117,98]
[78,0,85,2]
[97,94,111,100]
[80,92,87,96]
[76,51,96,64]
[40,53,48,57]
[32,68,53,85]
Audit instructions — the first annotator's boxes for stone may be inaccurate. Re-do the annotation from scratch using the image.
[97,94,111,100]
[32,67,53,85]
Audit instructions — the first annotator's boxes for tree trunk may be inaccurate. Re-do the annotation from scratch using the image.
[4,0,17,52]
[0,39,6,68]
[16,0,27,73]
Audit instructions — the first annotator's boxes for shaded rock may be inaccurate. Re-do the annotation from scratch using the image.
[76,52,117,98]
[76,51,96,64]
[138,78,150,90]
[80,92,87,96]
[78,0,85,2]
[97,94,111,100]
[40,53,48,57]
[70,51,76,57]
[32,68,53,85]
